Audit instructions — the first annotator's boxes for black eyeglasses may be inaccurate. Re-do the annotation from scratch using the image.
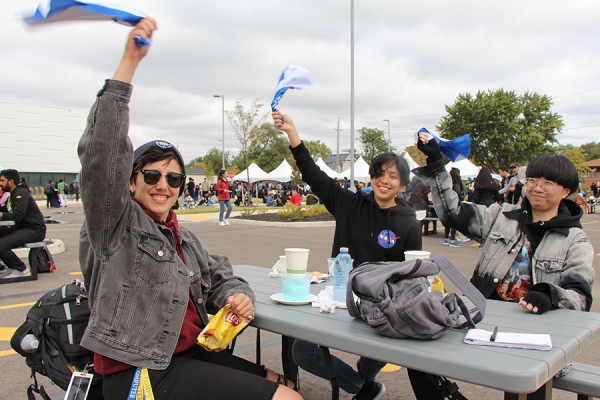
[136,170,185,188]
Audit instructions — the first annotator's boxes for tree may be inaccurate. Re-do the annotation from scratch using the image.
[580,141,600,161]
[357,127,395,163]
[303,140,331,161]
[203,148,230,178]
[437,89,563,172]
[225,99,267,184]
[247,123,291,172]
[554,144,592,182]
[404,145,427,167]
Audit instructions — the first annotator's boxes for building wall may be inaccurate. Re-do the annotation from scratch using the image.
[0,101,87,186]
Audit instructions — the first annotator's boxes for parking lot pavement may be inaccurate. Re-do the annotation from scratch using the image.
[1,203,599,399]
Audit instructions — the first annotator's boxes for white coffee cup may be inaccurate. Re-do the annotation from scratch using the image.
[404,250,431,260]
[284,248,310,274]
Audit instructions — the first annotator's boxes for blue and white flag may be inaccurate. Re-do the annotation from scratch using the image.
[414,127,471,162]
[22,1,150,45]
[271,65,314,111]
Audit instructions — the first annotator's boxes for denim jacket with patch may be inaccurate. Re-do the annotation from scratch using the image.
[414,159,594,311]
[78,80,254,369]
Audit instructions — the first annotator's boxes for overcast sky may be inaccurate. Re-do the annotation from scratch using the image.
[2,0,599,164]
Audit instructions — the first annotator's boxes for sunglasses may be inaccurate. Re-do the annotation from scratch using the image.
[136,170,185,188]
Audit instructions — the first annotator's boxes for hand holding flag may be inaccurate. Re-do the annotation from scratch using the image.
[415,127,471,162]
[271,65,314,112]
[21,0,152,46]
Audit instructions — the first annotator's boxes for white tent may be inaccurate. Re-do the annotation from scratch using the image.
[315,158,342,179]
[265,159,294,182]
[445,158,480,179]
[233,163,269,183]
[403,153,419,179]
[340,156,371,183]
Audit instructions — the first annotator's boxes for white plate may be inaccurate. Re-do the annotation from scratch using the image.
[270,293,318,305]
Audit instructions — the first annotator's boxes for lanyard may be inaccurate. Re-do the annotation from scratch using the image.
[128,368,155,400]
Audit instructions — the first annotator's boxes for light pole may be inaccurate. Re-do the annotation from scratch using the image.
[383,119,390,153]
[213,95,225,169]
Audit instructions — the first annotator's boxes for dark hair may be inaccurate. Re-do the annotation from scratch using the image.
[526,153,579,195]
[130,145,181,180]
[499,165,509,173]
[474,167,497,192]
[409,182,429,203]
[0,169,20,185]
[369,153,410,186]
[450,168,465,192]
[218,169,227,180]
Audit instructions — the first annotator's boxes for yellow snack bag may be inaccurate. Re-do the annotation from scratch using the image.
[197,304,252,351]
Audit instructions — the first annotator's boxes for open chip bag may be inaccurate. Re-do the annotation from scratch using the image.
[197,304,253,351]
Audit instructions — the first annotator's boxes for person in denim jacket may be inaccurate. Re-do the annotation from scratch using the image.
[78,19,300,400]
[415,132,594,313]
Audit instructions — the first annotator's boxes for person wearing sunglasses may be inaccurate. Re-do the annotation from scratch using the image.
[77,19,301,400]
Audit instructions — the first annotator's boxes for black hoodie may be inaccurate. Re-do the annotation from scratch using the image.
[291,142,422,267]
[1,184,46,234]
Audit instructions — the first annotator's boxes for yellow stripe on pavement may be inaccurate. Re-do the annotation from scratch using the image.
[0,327,17,341]
[582,221,598,225]
[470,243,480,247]
[69,272,83,275]
[0,349,16,357]
[185,215,213,221]
[0,302,35,310]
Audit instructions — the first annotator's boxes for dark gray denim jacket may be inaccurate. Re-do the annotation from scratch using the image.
[414,159,594,311]
[78,79,254,369]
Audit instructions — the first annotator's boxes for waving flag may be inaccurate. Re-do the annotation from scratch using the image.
[271,65,314,111]
[22,0,151,45]
[415,127,471,162]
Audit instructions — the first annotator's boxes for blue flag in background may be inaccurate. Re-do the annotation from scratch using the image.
[22,0,146,27]
[271,65,314,111]
[414,127,471,162]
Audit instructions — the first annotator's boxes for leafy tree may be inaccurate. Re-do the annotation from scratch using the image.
[186,156,204,169]
[404,145,427,167]
[437,89,563,172]
[247,123,291,172]
[225,99,267,184]
[304,140,332,161]
[580,142,600,161]
[357,127,395,163]
[203,147,231,178]
[554,144,592,182]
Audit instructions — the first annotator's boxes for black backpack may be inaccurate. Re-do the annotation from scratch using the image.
[28,247,57,274]
[10,281,104,400]
[44,184,53,196]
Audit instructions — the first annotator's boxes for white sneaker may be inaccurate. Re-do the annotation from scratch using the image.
[0,267,11,278]
[219,221,226,226]
[224,219,230,225]
[4,267,31,279]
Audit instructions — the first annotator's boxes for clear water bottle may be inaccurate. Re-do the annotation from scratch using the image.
[21,334,39,352]
[333,247,352,303]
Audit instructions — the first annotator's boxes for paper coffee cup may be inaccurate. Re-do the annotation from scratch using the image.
[404,250,431,261]
[284,248,310,274]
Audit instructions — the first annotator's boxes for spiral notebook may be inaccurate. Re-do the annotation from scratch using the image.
[464,328,552,351]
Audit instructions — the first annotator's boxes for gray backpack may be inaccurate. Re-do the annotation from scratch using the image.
[347,255,487,339]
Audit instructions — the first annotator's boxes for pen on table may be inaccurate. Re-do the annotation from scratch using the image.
[490,326,499,342]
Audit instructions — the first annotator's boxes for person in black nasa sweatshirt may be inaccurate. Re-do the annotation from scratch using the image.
[273,111,421,400]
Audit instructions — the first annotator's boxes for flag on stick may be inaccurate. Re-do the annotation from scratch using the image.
[271,65,313,111]
[414,127,471,162]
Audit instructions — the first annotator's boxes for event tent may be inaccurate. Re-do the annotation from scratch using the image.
[233,163,269,183]
[403,153,419,178]
[445,158,480,179]
[340,156,371,183]
[265,159,294,182]
[315,158,342,179]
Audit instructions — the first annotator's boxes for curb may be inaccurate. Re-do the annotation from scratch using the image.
[14,239,66,259]
[228,219,335,228]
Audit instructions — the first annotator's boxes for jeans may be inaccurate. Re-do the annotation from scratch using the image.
[219,200,232,222]
[0,227,45,271]
[292,339,386,394]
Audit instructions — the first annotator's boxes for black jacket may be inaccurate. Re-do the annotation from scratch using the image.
[1,185,46,234]
[291,142,422,266]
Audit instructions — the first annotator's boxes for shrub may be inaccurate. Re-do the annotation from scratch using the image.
[304,204,330,217]
[240,209,257,218]
[277,204,306,221]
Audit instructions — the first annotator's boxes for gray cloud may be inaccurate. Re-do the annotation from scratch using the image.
[2,0,599,164]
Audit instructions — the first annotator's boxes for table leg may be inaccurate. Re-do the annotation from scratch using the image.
[504,380,552,400]
[255,328,261,365]
[281,336,298,387]
[320,346,340,400]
